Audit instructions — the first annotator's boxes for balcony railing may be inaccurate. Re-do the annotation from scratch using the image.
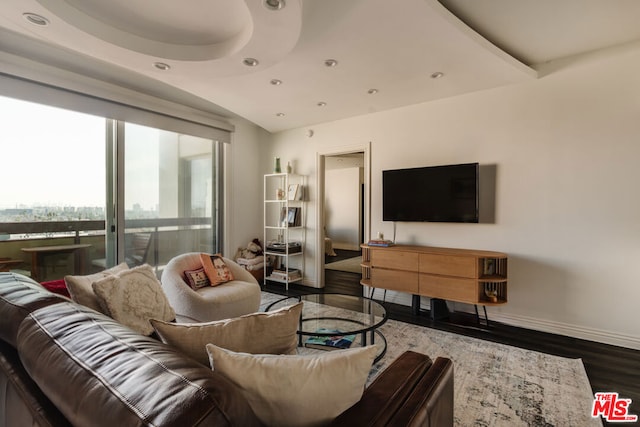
[0,218,213,281]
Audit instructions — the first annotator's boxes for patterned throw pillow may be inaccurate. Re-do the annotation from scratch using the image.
[199,253,235,286]
[64,263,129,314]
[184,267,210,290]
[92,264,175,335]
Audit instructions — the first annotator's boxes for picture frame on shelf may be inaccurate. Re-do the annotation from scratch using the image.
[287,184,299,201]
[483,258,495,276]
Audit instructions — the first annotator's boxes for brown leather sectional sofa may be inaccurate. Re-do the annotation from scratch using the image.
[0,272,454,426]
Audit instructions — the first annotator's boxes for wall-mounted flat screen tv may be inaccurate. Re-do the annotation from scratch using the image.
[382,162,479,223]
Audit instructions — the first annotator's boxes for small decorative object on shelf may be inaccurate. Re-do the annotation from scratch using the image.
[274,157,281,173]
[484,283,499,303]
[287,184,299,200]
[286,161,293,174]
[483,258,496,276]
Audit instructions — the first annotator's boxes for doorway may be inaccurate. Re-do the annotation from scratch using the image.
[315,144,370,289]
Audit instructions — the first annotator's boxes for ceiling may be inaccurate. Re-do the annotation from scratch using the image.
[1,0,640,133]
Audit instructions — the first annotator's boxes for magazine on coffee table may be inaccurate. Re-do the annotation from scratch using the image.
[304,328,356,351]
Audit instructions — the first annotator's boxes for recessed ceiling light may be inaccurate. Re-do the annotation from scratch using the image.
[317,102,327,107]
[324,59,338,67]
[243,58,259,67]
[23,13,49,26]
[263,0,286,11]
[270,79,282,86]
[276,112,285,117]
[367,88,378,95]
[153,62,171,71]
[430,72,444,79]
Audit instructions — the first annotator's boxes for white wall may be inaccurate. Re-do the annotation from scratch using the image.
[325,167,361,250]
[267,46,640,350]
[223,118,272,257]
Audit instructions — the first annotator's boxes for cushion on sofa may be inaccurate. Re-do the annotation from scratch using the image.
[39,279,71,297]
[64,263,128,313]
[183,267,210,290]
[206,344,377,427]
[92,264,175,335]
[16,302,262,427]
[200,253,234,286]
[0,272,68,347]
[151,302,302,365]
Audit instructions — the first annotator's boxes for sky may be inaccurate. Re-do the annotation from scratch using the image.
[0,95,105,208]
[0,96,160,211]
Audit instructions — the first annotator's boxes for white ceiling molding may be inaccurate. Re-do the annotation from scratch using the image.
[1,0,639,132]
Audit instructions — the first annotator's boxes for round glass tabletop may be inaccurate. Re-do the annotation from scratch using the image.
[266,293,388,361]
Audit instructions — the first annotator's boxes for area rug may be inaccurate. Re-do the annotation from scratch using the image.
[323,256,362,274]
[260,292,600,427]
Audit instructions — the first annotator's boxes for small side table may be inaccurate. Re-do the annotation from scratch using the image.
[21,244,91,282]
[0,258,23,272]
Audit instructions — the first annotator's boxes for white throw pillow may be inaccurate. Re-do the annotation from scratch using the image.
[92,264,175,335]
[64,263,129,314]
[206,344,377,427]
[151,302,302,366]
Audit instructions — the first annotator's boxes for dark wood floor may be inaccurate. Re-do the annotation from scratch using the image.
[266,253,640,423]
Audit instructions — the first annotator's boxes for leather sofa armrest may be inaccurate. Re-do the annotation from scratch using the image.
[390,357,454,427]
[331,351,454,427]
[0,340,70,427]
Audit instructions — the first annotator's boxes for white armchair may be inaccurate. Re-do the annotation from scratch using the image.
[161,252,261,322]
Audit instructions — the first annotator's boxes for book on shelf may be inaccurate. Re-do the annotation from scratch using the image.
[280,207,301,227]
[270,267,302,280]
[304,329,356,351]
[367,239,394,247]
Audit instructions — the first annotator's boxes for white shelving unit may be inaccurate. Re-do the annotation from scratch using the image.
[263,173,306,290]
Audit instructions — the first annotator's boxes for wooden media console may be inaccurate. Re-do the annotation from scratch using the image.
[360,244,507,320]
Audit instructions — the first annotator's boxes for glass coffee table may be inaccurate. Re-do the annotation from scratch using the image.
[266,293,388,362]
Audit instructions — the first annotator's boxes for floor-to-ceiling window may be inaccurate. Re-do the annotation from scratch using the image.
[119,123,219,273]
[0,96,106,281]
[0,94,222,280]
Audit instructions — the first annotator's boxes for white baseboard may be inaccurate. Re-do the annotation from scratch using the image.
[487,311,640,351]
[364,288,640,351]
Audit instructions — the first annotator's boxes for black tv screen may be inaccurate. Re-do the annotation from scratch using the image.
[382,163,479,223]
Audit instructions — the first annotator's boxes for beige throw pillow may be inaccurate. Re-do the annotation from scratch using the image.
[151,302,303,366]
[206,344,377,427]
[64,263,129,314]
[92,264,175,335]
